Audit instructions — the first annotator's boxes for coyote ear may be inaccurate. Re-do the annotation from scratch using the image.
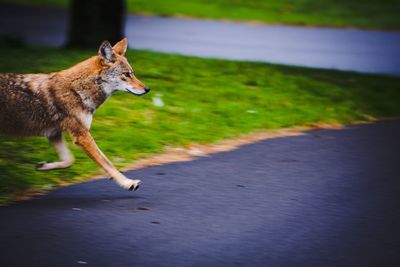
[98,40,115,64]
[113,38,128,56]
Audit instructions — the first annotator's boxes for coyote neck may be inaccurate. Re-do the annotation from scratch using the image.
[54,56,110,113]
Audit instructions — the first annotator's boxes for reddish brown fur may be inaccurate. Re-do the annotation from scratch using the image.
[0,38,148,191]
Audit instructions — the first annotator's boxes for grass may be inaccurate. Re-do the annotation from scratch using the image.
[1,0,400,30]
[0,42,400,202]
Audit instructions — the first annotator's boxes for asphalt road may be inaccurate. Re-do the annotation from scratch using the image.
[1,120,399,267]
[0,5,400,75]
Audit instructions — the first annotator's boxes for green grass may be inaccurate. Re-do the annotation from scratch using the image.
[0,42,400,202]
[2,0,400,29]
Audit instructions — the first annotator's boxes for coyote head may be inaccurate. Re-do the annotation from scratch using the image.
[97,38,150,96]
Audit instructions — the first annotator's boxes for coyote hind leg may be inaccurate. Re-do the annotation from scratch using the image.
[37,131,74,171]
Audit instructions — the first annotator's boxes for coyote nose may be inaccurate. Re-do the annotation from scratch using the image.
[144,87,151,93]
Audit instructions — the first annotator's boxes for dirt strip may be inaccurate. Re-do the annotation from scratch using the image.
[120,123,346,172]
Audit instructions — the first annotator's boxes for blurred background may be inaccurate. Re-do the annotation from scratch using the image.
[0,1,400,266]
[0,0,399,201]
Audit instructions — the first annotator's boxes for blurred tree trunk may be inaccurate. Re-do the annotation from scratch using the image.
[66,0,126,48]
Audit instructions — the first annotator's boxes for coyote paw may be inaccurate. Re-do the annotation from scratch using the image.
[37,161,73,171]
[120,179,141,191]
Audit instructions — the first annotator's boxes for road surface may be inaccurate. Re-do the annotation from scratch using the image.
[0,5,400,75]
[1,120,399,266]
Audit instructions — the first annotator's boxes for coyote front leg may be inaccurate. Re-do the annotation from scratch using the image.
[37,131,74,170]
[70,129,141,191]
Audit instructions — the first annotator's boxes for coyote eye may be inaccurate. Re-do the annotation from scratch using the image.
[123,72,132,78]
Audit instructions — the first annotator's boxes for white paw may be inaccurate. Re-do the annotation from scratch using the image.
[120,179,141,191]
[37,161,73,171]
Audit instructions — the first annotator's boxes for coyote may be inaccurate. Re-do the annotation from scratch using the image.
[0,38,149,191]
